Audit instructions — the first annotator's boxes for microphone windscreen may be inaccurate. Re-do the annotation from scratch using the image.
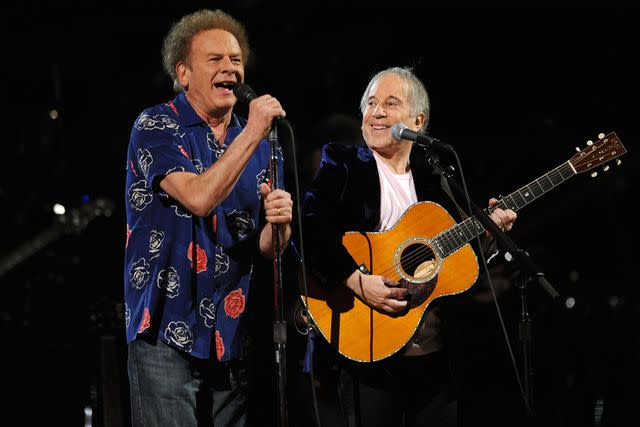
[390,123,407,141]
[233,83,257,103]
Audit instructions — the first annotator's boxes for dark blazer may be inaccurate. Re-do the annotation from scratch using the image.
[301,142,464,290]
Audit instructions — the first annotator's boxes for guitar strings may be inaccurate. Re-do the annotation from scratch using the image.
[373,238,447,281]
[371,162,572,280]
[369,205,501,280]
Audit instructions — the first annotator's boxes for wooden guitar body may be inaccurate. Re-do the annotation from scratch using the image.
[304,202,479,362]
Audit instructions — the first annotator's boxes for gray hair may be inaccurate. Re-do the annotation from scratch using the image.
[359,66,430,131]
[162,9,251,92]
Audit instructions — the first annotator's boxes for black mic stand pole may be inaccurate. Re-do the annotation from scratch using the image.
[515,265,534,416]
[268,123,288,427]
[418,143,559,418]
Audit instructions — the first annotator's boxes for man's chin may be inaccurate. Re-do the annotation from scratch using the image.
[213,98,236,112]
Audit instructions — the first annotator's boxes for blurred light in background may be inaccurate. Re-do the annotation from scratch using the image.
[569,270,579,282]
[53,203,66,215]
[565,296,576,309]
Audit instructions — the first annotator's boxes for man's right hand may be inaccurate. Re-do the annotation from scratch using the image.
[242,94,286,142]
[345,270,409,314]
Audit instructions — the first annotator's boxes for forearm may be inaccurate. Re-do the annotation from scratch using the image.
[344,269,364,298]
[160,135,261,216]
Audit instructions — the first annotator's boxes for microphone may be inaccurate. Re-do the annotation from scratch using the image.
[390,123,452,151]
[233,83,287,125]
[233,83,258,103]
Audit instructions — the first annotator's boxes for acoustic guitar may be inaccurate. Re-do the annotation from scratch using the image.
[301,132,626,362]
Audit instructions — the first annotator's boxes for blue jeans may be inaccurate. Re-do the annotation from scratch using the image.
[127,336,250,427]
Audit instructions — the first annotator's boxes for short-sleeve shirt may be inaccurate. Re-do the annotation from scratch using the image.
[124,92,282,361]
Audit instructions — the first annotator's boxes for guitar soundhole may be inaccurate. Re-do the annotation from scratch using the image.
[394,238,440,308]
[399,242,437,281]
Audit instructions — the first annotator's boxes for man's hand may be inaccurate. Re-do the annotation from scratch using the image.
[260,182,293,225]
[242,95,286,142]
[486,197,517,237]
[258,182,292,257]
[345,270,409,314]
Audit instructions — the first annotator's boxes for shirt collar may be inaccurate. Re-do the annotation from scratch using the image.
[172,91,241,129]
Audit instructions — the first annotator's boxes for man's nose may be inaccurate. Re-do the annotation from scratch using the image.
[371,104,387,118]
[221,56,236,72]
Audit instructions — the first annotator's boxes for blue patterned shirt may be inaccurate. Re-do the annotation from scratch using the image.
[124,92,282,361]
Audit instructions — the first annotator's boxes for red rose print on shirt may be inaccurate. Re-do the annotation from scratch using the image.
[215,330,225,360]
[224,288,245,319]
[138,307,151,333]
[187,242,208,273]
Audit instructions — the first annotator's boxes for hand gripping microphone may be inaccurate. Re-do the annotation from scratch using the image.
[233,83,287,125]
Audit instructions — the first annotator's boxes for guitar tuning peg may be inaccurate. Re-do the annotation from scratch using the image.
[587,140,593,146]
[616,159,622,166]
[575,147,581,152]
[598,132,605,139]
[603,165,610,172]
[591,171,598,178]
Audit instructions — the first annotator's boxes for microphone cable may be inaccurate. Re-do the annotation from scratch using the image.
[275,117,323,427]
[439,146,533,417]
[233,82,323,426]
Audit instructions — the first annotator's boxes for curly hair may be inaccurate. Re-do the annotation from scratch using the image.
[162,9,251,92]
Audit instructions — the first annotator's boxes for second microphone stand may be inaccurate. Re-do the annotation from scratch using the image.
[418,142,559,417]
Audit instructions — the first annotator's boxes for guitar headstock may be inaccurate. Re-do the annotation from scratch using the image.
[570,132,626,176]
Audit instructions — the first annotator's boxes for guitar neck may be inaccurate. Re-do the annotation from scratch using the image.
[436,161,576,257]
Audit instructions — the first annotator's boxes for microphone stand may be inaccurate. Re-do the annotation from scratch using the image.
[268,123,288,427]
[418,142,559,418]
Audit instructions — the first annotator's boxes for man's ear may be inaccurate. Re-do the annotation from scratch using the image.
[176,62,190,90]
[414,113,426,130]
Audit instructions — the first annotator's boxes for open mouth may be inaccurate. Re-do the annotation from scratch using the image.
[214,82,235,90]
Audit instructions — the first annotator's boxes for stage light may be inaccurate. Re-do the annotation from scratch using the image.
[53,203,66,215]
[565,297,576,309]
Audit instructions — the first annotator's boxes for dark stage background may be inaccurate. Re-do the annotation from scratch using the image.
[2,4,637,426]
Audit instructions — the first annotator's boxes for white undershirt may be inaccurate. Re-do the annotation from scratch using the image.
[372,151,442,356]
[373,151,417,232]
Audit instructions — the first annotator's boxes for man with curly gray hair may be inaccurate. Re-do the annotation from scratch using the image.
[124,9,292,426]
